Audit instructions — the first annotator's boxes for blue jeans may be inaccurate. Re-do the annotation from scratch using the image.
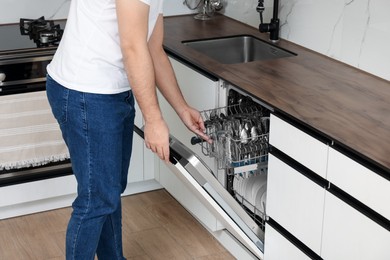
[46,75,135,260]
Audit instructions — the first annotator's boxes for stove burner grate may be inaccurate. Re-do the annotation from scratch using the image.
[20,16,63,48]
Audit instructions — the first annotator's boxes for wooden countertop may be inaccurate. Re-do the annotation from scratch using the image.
[163,15,390,175]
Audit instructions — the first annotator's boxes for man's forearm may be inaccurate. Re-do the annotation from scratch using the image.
[116,0,162,124]
[151,48,188,116]
[122,45,163,123]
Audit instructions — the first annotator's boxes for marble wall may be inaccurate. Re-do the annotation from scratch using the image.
[0,0,192,24]
[1,0,388,81]
[223,0,390,81]
[0,0,71,23]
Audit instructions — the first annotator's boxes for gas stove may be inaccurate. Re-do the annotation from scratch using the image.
[0,17,66,58]
[20,16,63,48]
[0,17,66,95]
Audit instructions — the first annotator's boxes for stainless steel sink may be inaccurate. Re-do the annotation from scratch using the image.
[182,35,296,64]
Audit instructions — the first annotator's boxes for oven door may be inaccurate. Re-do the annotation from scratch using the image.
[134,126,264,259]
[0,56,51,95]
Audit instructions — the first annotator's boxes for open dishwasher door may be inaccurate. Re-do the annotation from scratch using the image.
[134,126,264,259]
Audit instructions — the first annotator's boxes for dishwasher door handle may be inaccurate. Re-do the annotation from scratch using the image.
[133,125,182,165]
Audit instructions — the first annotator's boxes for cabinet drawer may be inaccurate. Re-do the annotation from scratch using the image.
[267,154,325,255]
[269,114,328,178]
[328,148,390,220]
[264,224,312,260]
[322,192,390,260]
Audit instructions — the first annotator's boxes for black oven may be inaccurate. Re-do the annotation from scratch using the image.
[0,56,51,95]
[0,18,71,187]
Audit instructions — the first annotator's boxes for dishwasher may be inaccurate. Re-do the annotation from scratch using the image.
[135,85,271,259]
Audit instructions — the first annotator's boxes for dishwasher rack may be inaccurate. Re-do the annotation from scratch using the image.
[198,104,270,175]
[197,103,270,226]
[233,173,267,229]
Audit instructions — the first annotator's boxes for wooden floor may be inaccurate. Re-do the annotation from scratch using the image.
[0,189,235,260]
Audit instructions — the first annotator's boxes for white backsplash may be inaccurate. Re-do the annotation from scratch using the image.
[0,0,71,23]
[223,0,390,81]
[1,0,388,80]
[0,0,193,24]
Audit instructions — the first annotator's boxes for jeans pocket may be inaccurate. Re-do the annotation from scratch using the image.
[46,75,69,125]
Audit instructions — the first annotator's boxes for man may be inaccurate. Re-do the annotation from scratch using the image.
[46,0,210,259]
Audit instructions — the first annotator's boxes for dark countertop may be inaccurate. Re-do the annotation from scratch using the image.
[163,15,390,175]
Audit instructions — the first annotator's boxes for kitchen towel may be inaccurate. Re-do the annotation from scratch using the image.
[0,91,69,170]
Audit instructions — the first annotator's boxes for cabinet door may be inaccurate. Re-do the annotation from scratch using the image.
[269,114,328,178]
[127,101,145,183]
[267,154,325,255]
[158,58,219,168]
[157,58,221,231]
[321,192,390,260]
[264,224,312,260]
[156,57,218,178]
[328,147,390,220]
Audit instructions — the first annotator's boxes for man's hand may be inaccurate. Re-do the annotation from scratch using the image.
[179,106,212,143]
[144,118,170,162]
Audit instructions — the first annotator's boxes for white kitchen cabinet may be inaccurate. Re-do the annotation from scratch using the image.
[266,154,325,255]
[158,57,220,166]
[127,101,151,184]
[266,113,390,259]
[327,147,390,220]
[321,192,390,260]
[269,114,328,179]
[264,224,311,260]
[156,57,222,231]
[0,175,77,219]
[126,134,144,183]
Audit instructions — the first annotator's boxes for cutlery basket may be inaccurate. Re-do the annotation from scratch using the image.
[198,104,270,176]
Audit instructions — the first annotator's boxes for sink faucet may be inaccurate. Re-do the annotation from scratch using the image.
[257,0,280,42]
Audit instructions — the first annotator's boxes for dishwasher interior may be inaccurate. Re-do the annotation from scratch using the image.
[196,87,270,233]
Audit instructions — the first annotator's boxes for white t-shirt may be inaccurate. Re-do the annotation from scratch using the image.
[47,0,164,94]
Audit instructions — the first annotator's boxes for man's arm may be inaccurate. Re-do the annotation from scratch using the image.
[116,0,170,162]
[148,15,211,142]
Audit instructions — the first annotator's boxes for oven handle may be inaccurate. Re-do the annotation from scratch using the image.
[0,54,53,64]
[0,77,46,87]
[0,80,46,95]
